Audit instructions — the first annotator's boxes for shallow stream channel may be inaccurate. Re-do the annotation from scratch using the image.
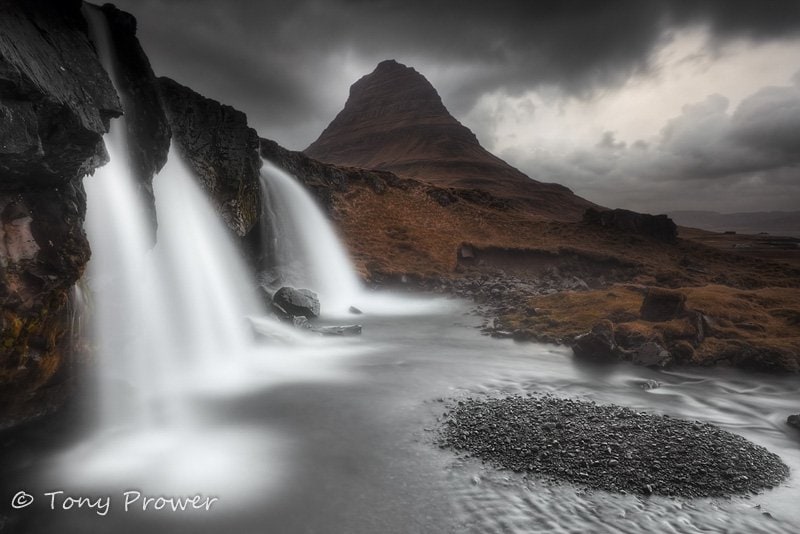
[2,298,799,534]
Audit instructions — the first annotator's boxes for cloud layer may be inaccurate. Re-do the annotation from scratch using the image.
[112,0,800,212]
[505,78,800,212]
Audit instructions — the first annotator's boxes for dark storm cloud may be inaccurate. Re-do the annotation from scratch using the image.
[111,0,800,149]
[508,80,800,212]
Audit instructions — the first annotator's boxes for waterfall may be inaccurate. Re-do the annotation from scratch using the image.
[259,161,448,317]
[259,161,362,316]
[83,6,266,429]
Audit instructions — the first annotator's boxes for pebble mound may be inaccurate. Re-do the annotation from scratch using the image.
[440,395,789,498]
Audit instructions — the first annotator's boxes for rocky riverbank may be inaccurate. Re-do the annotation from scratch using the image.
[387,265,800,373]
[439,395,790,498]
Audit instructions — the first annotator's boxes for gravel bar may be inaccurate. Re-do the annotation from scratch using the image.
[439,395,790,498]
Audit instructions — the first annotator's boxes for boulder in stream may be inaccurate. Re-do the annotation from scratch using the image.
[572,320,618,361]
[631,341,672,367]
[788,414,800,430]
[272,287,321,319]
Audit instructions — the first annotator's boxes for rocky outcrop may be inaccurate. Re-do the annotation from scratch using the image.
[304,59,595,220]
[572,320,618,361]
[157,77,261,237]
[0,0,121,427]
[95,3,171,236]
[583,208,678,243]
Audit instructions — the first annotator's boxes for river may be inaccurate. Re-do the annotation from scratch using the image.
[2,298,798,534]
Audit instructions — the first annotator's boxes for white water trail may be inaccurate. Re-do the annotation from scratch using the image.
[259,161,448,317]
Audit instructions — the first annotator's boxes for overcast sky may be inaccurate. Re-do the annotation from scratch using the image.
[111,0,800,214]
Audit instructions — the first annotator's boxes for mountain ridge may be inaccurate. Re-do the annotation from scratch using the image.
[304,59,595,220]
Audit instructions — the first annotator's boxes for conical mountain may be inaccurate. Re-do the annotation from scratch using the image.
[304,60,594,219]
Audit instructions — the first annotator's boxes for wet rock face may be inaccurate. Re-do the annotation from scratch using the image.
[0,0,122,186]
[271,286,321,319]
[157,77,261,237]
[583,208,678,243]
[440,395,790,498]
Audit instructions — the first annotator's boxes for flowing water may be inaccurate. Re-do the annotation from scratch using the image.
[4,306,799,533]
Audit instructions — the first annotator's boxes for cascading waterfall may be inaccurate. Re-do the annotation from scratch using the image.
[259,161,446,317]
[84,6,266,429]
[259,161,362,315]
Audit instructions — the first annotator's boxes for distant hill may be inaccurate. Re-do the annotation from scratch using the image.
[304,60,595,220]
[669,211,800,237]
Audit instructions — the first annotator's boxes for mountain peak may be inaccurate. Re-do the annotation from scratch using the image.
[305,61,594,219]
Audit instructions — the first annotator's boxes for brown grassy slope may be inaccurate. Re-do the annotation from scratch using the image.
[332,181,800,291]
[329,181,800,372]
[504,285,800,371]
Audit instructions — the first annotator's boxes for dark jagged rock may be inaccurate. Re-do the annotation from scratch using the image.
[640,287,687,321]
[572,320,618,361]
[0,0,121,186]
[0,0,121,427]
[440,395,790,498]
[304,60,595,219]
[96,3,171,237]
[157,76,261,237]
[272,286,320,319]
[583,207,678,243]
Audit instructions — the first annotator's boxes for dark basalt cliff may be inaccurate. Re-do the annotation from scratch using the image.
[158,77,261,238]
[0,0,122,186]
[305,59,595,220]
[0,0,169,427]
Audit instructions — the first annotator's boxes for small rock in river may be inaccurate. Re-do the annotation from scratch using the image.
[787,414,800,430]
